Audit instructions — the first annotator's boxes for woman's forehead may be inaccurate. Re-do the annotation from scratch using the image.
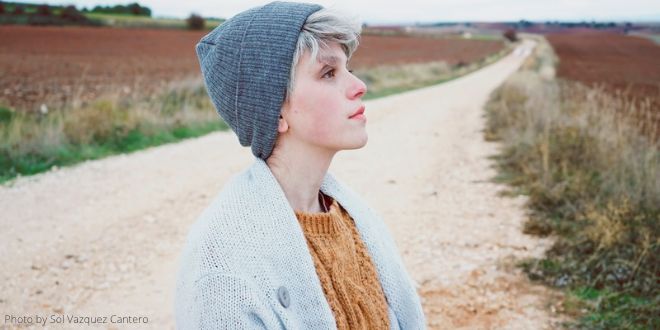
[304,43,347,66]
[318,51,347,66]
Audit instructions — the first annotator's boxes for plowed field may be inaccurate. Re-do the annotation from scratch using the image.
[547,31,660,109]
[0,25,504,111]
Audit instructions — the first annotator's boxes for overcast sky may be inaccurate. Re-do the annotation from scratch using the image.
[21,0,660,23]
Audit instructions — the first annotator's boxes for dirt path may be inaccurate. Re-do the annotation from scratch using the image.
[0,39,564,329]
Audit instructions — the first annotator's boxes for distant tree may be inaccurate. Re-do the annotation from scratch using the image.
[624,22,633,33]
[113,5,127,14]
[36,4,52,16]
[187,13,205,30]
[12,5,24,15]
[127,2,150,16]
[503,29,518,42]
[90,2,150,16]
[0,3,5,15]
[60,5,86,23]
[128,3,140,15]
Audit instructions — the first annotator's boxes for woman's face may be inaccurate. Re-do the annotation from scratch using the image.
[279,42,368,153]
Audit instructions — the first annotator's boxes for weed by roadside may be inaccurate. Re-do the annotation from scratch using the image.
[485,35,659,329]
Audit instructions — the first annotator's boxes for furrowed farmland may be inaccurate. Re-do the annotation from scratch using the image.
[546,31,660,110]
[0,25,504,112]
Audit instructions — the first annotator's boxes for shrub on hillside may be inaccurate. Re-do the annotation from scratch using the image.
[503,29,518,42]
[186,13,205,30]
[129,2,151,16]
[60,5,88,24]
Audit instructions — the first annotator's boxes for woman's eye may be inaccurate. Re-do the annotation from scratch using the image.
[322,69,335,79]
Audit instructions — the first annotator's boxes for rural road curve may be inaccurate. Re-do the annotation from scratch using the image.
[1,39,565,329]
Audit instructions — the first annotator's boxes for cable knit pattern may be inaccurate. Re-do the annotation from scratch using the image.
[295,196,390,329]
[174,157,426,329]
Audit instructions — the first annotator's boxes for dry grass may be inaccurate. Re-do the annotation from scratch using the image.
[355,61,452,92]
[357,45,512,100]
[0,77,224,182]
[485,35,659,329]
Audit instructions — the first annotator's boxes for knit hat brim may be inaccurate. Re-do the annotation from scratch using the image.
[196,1,323,160]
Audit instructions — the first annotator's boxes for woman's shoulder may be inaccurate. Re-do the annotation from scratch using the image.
[179,168,291,272]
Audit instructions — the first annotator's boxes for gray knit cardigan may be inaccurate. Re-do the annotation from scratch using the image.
[174,157,426,329]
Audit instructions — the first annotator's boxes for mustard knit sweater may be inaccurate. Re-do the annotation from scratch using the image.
[294,192,390,329]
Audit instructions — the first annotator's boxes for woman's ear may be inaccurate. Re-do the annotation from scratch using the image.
[277,114,289,133]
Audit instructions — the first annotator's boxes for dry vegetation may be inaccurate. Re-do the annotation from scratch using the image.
[485,35,659,329]
[546,31,660,138]
[0,78,225,181]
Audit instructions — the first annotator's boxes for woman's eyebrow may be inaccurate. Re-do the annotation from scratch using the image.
[318,54,347,66]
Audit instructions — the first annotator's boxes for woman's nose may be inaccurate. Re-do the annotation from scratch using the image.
[348,73,367,99]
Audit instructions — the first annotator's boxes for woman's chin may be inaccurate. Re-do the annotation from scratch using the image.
[345,135,368,150]
[324,133,368,152]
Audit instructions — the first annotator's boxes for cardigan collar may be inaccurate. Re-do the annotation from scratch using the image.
[245,157,407,327]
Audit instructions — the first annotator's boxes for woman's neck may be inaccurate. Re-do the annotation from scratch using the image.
[266,145,335,213]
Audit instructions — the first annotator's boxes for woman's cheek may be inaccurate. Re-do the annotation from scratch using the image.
[307,118,334,144]
[302,91,340,144]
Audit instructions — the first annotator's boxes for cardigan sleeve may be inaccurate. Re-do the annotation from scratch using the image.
[175,272,280,330]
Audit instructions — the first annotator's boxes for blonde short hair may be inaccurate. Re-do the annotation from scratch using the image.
[286,8,362,100]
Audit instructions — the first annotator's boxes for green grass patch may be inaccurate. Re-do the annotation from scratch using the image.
[1,121,226,182]
[83,12,222,29]
[0,116,226,183]
[565,287,658,329]
[0,106,14,123]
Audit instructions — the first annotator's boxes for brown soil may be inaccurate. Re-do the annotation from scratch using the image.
[0,25,503,112]
[351,34,503,68]
[546,31,660,110]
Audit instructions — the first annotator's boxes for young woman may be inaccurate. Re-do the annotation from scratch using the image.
[175,2,426,329]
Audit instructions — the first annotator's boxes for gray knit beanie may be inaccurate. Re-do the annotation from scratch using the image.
[195,1,323,160]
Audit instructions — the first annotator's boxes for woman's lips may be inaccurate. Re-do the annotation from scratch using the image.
[350,113,366,120]
[349,105,366,119]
